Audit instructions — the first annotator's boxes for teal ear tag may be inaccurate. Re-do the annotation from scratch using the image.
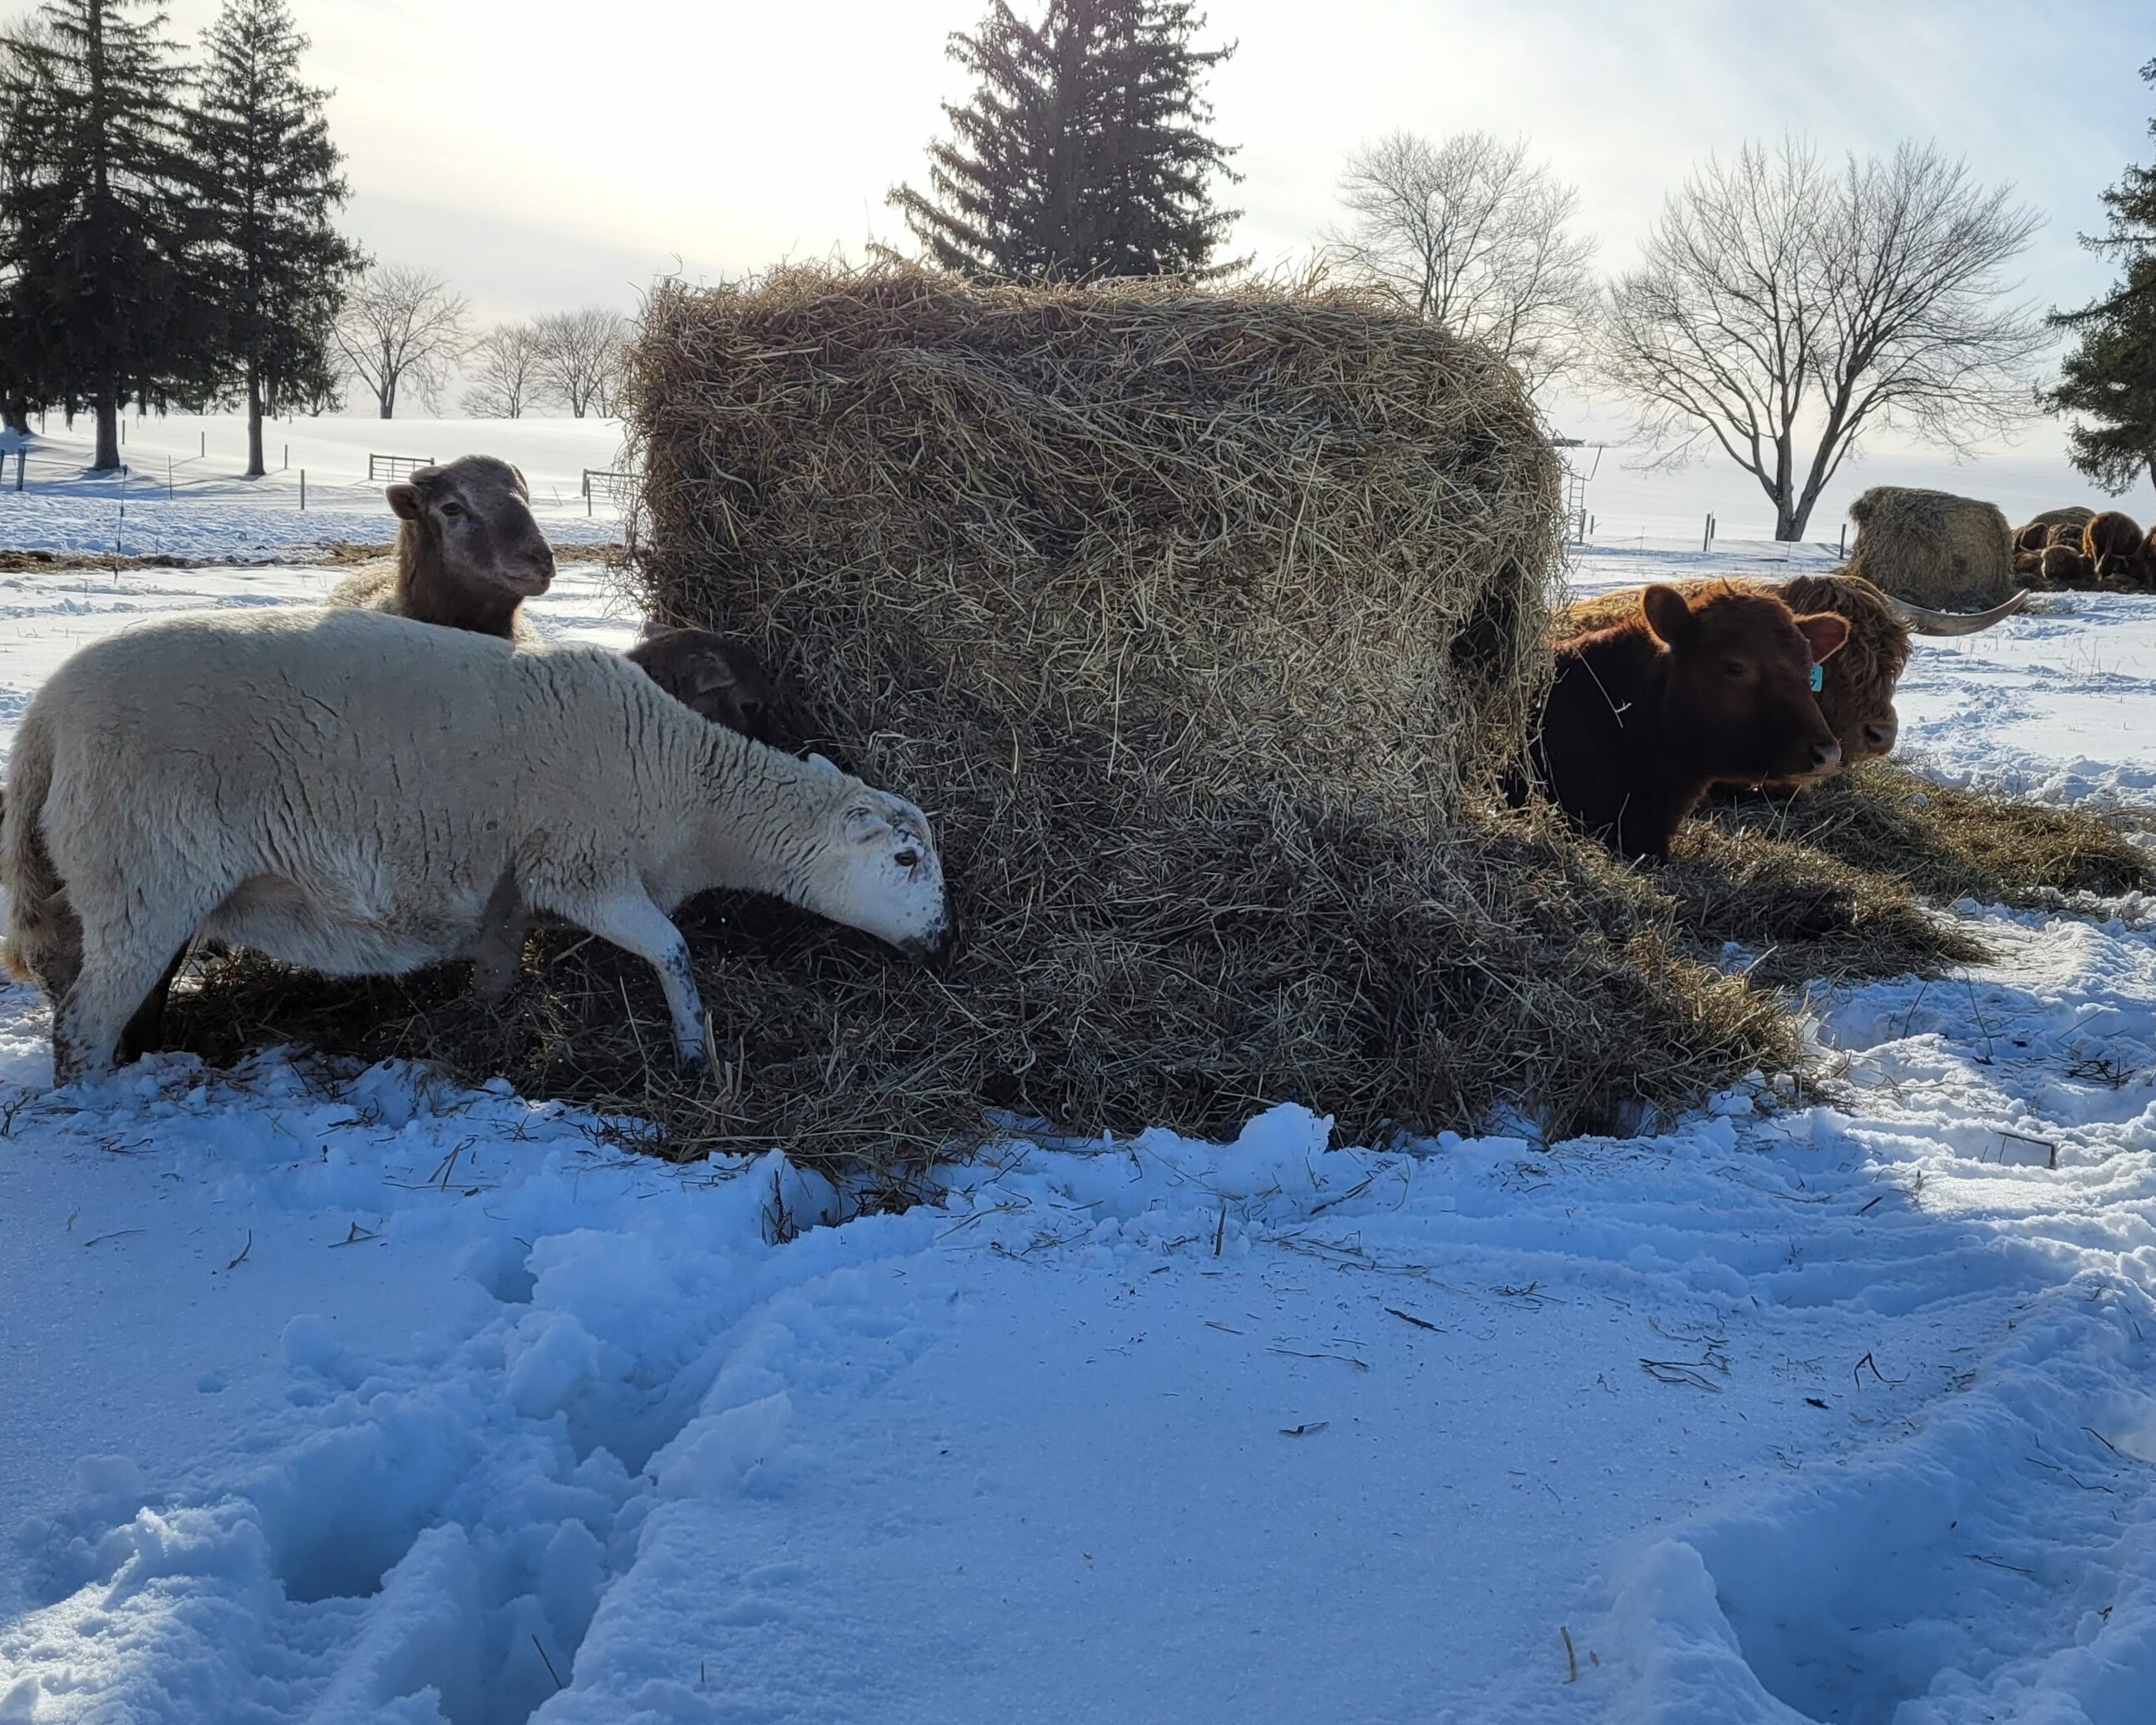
[1809,663,1824,692]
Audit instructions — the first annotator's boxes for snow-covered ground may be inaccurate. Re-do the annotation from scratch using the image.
[0,413,629,559]
[2,519,2156,1721]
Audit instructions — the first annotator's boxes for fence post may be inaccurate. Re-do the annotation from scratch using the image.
[1702,514,1711,554]
[13,448,22,491]
[167,456,173,500]
[199,430,205,458]
[300,469,306,510]
[1839,522,1848,557]
[283,443,288,471]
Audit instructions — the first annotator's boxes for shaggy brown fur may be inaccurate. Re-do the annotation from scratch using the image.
[2016,506,2094,552]
[2040,544,2096,584]
[2012,548,2045,576]
[2085,510,2145,574]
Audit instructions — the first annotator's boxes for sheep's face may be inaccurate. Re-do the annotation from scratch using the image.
[388,456,555,601]
[806,779,952,960]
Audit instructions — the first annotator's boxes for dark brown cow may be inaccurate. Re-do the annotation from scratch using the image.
[2041,543,2096,585]
[2085,510,2148,584]
[1553,573,2025,785]
[1528,584,1849,862]
[2014,506,2094,554]
[627,628,789,747]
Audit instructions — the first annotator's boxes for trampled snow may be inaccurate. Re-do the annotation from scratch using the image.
[1,520,2154,1721]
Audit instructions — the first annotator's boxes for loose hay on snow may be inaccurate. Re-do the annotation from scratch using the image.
[165,264,1804,1170]
[1660,823,1988,986]
[1845,485,2016,609]
[1704,760,2153,908]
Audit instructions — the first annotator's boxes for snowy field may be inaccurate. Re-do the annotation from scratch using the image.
[0,413,631,559]
[1,522,2155,1720]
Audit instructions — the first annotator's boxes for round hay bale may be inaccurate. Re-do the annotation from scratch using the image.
[1844,485,2015,609]
[613,263,1794,1152]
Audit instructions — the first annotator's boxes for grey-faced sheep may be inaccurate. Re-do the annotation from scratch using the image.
[628,627,789,747]
[1,607,951,1084]
[327,455,554,644]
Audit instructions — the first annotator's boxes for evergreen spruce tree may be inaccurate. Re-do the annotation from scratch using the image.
[0,0,202,471]
[2046,58,2156,492]
[187,0,361,477]
[889,0,1240,281]
[0,21,60,435]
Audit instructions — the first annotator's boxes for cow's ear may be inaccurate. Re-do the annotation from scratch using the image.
[1794,612,1850,662]
[1641,585,1693,648]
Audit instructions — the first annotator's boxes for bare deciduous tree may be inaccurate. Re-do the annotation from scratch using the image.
[532,306,626,418]
[333,263,470,419]
[460,319,541,419]
[1598,138,2048,540]
[1327,130,1596,398]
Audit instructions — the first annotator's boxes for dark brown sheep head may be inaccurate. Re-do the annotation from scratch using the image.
[386,456,555,633]
[628,627,789,746]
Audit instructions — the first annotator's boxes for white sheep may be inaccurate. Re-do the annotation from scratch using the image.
[327,455,554,644]
[1,607,951,1084]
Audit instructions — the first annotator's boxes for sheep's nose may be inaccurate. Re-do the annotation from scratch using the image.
[1809,740,1843,775]
[1859,715,1898,756]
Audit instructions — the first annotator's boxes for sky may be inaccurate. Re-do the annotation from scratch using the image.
[138,0,2154,492]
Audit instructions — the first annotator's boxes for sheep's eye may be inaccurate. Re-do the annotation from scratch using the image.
[440,501,465,519]
[1720,659,1748,678]
[893,848,920,870]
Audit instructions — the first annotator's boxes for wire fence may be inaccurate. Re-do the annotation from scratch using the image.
[0,435,628,519]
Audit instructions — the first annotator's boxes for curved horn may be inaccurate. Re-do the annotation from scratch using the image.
[1878,589,2030,637]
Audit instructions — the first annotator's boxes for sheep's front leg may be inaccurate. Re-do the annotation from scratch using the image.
[548,886,707,1067]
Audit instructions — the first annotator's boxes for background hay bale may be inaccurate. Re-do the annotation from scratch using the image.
[598,263,1797,1154]
[1845,485,2015,609]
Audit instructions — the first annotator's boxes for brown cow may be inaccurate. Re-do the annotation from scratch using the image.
[2015,506,2094,554]
[1553,573,2025,783]
[2041,543,2096,585]
[2085,511,2147,584]
[1528,584,1849,862]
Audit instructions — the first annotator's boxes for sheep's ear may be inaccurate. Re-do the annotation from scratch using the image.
[386,482,423,521]
[638,618,667,642]
[1794,612,1850,662]
[844,802,892,844]
[696,652,740,691]
[1641,584,1694,648]
[807,752,844,778]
